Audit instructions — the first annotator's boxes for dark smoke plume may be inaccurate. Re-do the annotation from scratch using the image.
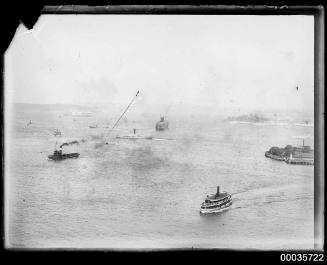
[60,139,87,148]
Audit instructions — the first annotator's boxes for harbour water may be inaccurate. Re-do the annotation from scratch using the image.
[5,103,314,249]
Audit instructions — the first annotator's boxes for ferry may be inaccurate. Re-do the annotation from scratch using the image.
[200,186,232,214]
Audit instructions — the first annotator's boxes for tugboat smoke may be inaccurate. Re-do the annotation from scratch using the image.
[59,139,87,148]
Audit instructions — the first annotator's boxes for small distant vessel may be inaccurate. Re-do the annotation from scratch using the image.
[116,128,153,140]
[54,129,62,137]
[27,120,32,126]
[225,113,269,123]
[116,135,153,140]
[155,116,169,131]
[200,186,232,214]
[48,149,80,161]
[294,121,314,127]
[89,125,98,129]
[71,111,92,117]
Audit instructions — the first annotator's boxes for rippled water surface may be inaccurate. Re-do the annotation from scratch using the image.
[5,104,314,249]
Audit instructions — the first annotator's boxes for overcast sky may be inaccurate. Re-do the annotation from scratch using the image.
[5,15,314,111]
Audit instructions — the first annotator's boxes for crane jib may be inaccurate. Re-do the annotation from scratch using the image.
[110,91,140,131]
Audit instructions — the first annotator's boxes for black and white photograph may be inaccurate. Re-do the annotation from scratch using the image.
[3,6,324,250]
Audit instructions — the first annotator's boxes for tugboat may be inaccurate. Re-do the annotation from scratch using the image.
[200,186,232,214]
[155,116,169,131]
[48,149,80,161]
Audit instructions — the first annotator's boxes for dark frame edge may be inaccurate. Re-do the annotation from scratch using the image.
[40,5,321,15]
[314,5,325,251]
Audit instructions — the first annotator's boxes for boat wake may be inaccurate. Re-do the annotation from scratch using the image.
[152,138,177,141]
[230,183,310,210]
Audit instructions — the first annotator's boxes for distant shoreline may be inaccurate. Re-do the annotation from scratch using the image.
[10,102,314,112]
